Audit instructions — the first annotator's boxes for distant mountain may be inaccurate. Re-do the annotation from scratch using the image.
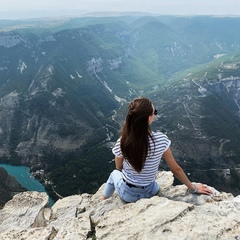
[150,53,240,195]
[0,15,240,199]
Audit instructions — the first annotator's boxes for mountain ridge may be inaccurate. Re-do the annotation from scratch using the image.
[0,15,240,199]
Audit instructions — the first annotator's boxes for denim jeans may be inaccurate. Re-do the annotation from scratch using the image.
[103,170,159,203]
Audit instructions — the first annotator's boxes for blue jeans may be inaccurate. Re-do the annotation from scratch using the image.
[103,170,159,202]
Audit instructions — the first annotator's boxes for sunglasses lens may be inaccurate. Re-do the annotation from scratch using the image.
[154,109,157,115]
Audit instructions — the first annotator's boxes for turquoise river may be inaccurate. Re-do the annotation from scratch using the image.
[0,163,54,206]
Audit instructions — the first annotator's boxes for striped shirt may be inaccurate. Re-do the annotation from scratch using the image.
[112,131,171,186]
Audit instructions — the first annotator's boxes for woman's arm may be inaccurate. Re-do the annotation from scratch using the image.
[163,147,212,195]
[115,156,123,171]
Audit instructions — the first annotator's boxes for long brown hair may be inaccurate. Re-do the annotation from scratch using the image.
[120,97,154,172]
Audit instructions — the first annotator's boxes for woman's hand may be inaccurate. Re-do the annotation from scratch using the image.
[194,183,212,195]
[163,148,213,196]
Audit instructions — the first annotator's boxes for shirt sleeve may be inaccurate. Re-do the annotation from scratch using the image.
[112,138,123,158]
[162,133,171,152]
[155,131,171,153]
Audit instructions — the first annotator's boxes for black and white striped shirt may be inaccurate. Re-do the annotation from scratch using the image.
[112,131,171,186]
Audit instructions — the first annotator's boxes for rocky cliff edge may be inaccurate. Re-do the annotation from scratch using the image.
[0,171,239,240]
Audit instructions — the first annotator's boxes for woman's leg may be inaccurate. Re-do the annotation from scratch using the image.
[102,170,122,199]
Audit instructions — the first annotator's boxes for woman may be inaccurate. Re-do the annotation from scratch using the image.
[103,97,212,202]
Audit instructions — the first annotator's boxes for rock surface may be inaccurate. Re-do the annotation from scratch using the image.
[0,171,239,240]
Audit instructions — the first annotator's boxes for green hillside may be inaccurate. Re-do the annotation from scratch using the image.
[0,15,240,199]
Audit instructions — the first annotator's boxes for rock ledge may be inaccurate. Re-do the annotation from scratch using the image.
[0,171,239,240]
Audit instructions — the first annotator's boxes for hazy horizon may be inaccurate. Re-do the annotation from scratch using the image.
[0,0,240,20]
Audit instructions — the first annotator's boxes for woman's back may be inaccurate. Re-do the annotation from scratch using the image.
[113,131,171,186]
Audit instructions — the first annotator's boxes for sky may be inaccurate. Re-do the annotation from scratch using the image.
[0,0,240,19]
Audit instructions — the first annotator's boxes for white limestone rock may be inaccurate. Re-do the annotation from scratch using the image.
[96,196,194,239]
[0,171,239,240]
[0,191,49,235]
